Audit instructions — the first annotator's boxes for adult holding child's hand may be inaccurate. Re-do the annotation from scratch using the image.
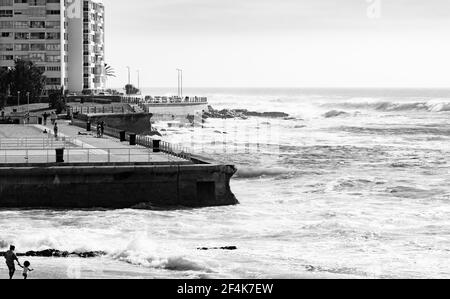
[4,245,21,279]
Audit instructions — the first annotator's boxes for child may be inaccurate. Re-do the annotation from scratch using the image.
[19,261,34,279]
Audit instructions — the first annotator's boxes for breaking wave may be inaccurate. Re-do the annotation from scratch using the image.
[235,167,296,178]
[0,240,9,249]
[323,100,450,113]
[111,250,212,272]
[323,110,351,118]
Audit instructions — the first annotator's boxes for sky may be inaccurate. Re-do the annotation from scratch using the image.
[103,0,450,89]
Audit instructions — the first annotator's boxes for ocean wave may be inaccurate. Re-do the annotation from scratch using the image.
[387,186,442,199]
[235,167,296,179]
[323,110,351,118]
[0,240,9,249]
[111,250,212,272]
[323,100,450,113]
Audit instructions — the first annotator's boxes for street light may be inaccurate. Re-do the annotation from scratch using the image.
[27,92,30,114]
[176,68,183,98]
[17,91,20,110]
[126,66,131,85]
[136,70,140,91]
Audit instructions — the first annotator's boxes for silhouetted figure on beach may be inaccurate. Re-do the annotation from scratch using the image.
[4,245,22,279]
[19,261,34,279]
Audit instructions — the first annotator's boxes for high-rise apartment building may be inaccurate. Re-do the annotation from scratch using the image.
[67,0,105,92]
[0,0,105,94]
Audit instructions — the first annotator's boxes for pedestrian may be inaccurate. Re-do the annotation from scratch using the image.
[54,122,58,139]
[19,261,34,280]
[43,112,48,125]
[4,245,22,279]
[100,121,105,137]
[96,122,101,138]
[50,112,57,125]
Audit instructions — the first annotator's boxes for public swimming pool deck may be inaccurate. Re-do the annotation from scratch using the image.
[0,123,190,165]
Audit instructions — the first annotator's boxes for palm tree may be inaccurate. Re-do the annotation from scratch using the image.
[104,63,116,78]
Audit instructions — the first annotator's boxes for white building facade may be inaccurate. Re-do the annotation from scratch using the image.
[0,0,105,94]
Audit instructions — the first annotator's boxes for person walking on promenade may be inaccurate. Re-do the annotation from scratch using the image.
[54,122,58,139]
[4,245,22,279]
[100,121,105,137]
[50,112,57,125]
[96,122,101,138]
[43,112,49,125]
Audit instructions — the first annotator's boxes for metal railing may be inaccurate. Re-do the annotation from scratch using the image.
[70,120,194,161]
[70,106,128,115]
[0,147,184,164]
[135,135,192,160]
[121,96,208,105]
[0,137,82,149]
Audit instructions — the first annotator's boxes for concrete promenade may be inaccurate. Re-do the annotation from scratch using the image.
[0,122,238,209]
[0,122,189,164]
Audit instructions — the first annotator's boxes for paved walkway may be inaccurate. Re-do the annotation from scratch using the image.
[0,122,190,164]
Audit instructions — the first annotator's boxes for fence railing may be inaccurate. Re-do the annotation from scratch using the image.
[0,137,82,149]
[70,106,128,115]
[70,120,194,161]
[0,147,184,164]
[121,96,208,105]
[135,135,192,161]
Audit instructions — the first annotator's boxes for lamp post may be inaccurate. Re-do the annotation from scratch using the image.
[137,70,140,92]
[176,68,183,98]
[27,92,30,113]
[17,91,20,110]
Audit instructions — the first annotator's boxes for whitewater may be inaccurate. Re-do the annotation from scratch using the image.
[1,88,450,279]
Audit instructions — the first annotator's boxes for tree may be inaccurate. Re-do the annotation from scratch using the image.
[125,84,140,95]
[8,60,46,101]
[0,68,8,93]
[0,68,9,109]
[48,87,67,114]
[105,63,116,78]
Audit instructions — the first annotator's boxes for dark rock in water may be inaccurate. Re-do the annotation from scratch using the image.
[0,249,106,258]
[197,246,238,251]
[245,111,289,118]
[323,110,350,118]
[204,106,289,119]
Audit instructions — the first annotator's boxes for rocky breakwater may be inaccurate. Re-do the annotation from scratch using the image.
[203,106,290,120]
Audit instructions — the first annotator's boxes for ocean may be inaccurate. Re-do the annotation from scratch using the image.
[1,88,450,279]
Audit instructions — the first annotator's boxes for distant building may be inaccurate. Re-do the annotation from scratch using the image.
[0,0,105,94]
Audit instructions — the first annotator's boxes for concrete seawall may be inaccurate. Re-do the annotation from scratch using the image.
[0,163,237,209]
[0,123,238,209]
[75,113,154,135]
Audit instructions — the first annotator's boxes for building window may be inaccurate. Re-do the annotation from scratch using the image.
[0,0,13,6]
[46,32,60,40]
[14,21,28,29]
[46,55,60,62]
[46,43,60,51]
[0,55,14,60]
[30,43,45,51]
[0,10,13,18]
[14,32,29,40]
[29,53,45,62]
[30,21,45,29]
[14,43,29,51]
